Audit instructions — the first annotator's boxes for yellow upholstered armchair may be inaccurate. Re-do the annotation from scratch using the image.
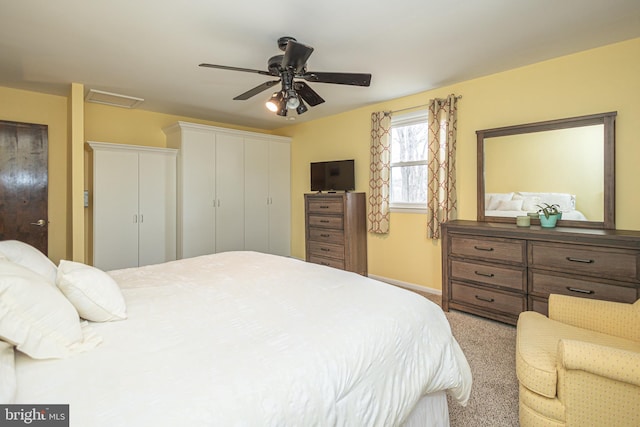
[516,294,640,426]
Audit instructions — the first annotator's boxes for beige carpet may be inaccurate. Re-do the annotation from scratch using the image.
[425,294,519,426]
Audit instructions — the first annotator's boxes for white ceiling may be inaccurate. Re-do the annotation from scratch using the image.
[1,0,639,130]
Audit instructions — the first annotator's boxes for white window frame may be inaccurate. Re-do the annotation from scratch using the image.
[389,109,429,214]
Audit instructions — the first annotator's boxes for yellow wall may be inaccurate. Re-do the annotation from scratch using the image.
[84,103,272,147]
[276,37,640,291]
[2,37,639,291]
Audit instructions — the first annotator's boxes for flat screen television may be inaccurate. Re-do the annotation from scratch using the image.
[310,160,355,192]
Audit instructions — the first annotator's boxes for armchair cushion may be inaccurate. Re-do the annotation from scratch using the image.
[549,294,640,341]
[516,311,640,398]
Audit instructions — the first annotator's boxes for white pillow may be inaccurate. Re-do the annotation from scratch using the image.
[486,192,514,210]
[0,240,57,284]
[56,260,127,322]
[0,340,16,403]
[495,199,524,211]
[513,194,542,212]
[0,259,100,359]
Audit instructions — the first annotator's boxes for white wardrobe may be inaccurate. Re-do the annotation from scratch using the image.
[89,142,177,271]
[163,122,291,259]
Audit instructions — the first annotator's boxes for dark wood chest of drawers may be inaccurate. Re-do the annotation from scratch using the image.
[305,192,367,275]
[442,220,640,325]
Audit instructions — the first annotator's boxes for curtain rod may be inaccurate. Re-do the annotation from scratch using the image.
[385,94,462,115]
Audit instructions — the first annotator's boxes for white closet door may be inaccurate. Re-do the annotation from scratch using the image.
[180,130,216,258]
[138,151,176,267]
[93,149,139,271]
[244,138,269,252]
[268,140,291,256]
[215,134,245,252]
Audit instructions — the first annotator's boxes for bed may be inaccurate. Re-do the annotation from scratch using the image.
[0,241,472,426]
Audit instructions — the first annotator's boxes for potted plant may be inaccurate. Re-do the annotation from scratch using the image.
[536,203,561,228]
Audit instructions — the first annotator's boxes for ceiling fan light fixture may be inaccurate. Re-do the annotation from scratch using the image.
[265,92,282,112]
[296,99,308,115]
[285,91,300,110]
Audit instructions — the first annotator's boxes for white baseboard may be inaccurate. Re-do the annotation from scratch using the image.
[367,274,442,296]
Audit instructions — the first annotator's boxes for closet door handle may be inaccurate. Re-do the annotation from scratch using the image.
[139,214,144,223]
[133,214,138,223]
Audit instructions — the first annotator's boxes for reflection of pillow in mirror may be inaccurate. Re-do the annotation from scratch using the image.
[486,193,514,210]
[520,192,573,211]
[495,199,524,211]
[513,194,541,212]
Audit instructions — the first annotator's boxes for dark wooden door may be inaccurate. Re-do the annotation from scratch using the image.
[0,120,49,254]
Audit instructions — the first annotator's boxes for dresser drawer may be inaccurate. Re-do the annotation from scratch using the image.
[451,281,526,317]
[307,199,344,214]
[308,215,344,229]
[308,254,345,270]
[450,236,525,264]
[529,242,639,281]
[308,241,344,260]
[529,270,638,303]
[451,260,526,291]
[308,227,345,244]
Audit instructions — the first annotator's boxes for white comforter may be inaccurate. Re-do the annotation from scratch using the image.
[15,252,471,426]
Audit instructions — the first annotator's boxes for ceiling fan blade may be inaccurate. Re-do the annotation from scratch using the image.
[294,81,325,106]
[301,72,371,87]
[281,40,314,74]
[233,80,281,100]
[199,63,272,76]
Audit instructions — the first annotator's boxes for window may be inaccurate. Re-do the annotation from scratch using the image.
[390,110,428,212]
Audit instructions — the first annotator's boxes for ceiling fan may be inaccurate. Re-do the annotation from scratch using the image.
[199,36,372,117]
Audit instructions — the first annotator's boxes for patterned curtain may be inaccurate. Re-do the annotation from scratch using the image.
[427,94,459,239]
[368,111,392,234]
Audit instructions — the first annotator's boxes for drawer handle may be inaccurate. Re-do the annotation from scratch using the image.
[473,246,494,252]
[320,248,330,252]
[321,262,330,266]
[320,233,331,237]
[475,295,495,303]
[474,271,495,278]
[566,257,594,264]
[567,287,595,295]
[319,205,330,209]
[319,219,330,223]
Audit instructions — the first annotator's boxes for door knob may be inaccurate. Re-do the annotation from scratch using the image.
[30,219,46,227]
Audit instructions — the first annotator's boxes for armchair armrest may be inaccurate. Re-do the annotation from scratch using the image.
[558,339,640,387]
[548,294,639,341]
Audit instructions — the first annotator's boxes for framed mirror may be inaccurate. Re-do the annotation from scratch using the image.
[477,111,616,229]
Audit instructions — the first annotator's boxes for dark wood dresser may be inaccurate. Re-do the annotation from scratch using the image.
[441,220,640,325]
[304,192,367,275]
